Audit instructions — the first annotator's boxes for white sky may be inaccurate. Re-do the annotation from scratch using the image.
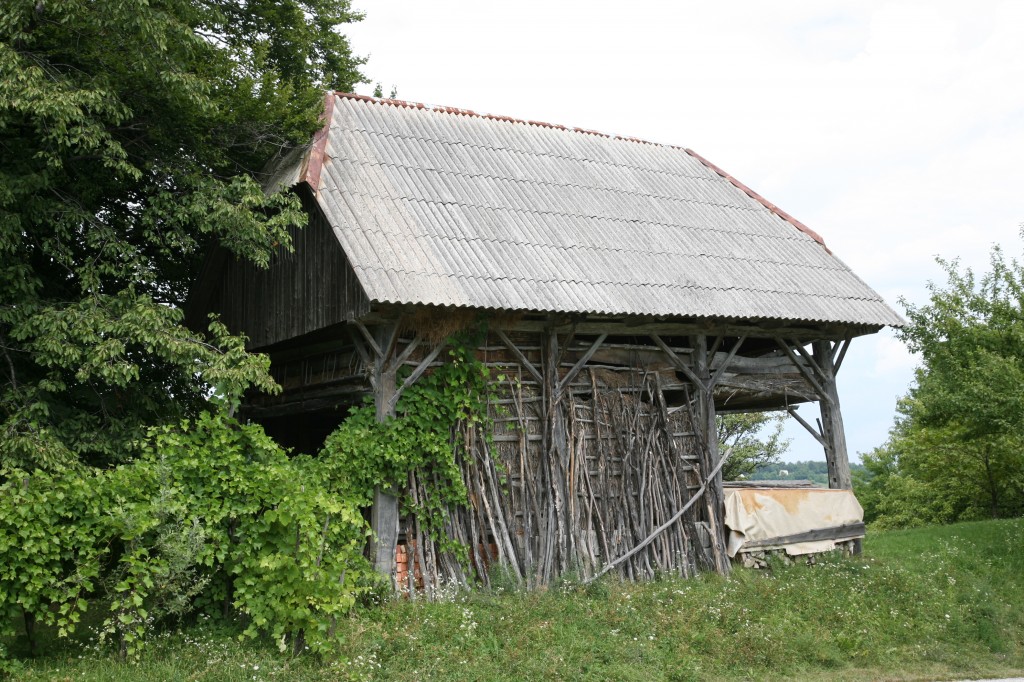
[345,0,1024,462]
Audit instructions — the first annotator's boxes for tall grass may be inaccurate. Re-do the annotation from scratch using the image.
[9,518,1024,681]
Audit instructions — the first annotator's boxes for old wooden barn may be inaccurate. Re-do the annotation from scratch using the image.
[191,92,903,592]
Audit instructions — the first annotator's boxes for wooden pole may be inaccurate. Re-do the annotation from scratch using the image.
[813,339,861,555]
[812,340,853,491]
[370,323,400,586]
[693,335,731,576]
[544,326,569,576]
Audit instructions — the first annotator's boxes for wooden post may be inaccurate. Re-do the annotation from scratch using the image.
[370,323,400,584]
[693,335,731,576]
[544,325,569,577]
[812,340,852,491]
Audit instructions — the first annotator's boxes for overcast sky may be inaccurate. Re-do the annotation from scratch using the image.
[344,0,1024,462]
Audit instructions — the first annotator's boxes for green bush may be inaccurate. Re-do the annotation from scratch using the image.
[0,466,107,656]
[0,412,376,663]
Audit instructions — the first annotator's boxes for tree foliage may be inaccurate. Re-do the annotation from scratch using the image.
[717,411,790,481]
[861,241,1024,528]
[0,0,365,469]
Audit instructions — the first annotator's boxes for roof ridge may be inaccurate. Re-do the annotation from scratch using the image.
[329,91,829,251]
[335,91,629,143]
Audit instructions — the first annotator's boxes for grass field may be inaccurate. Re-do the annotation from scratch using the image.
[6,518,1023,681]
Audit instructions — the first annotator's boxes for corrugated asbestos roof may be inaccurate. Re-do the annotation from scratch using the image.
[272,92,904,327]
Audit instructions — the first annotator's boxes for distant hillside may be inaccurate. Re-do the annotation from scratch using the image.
[744,459,868,486]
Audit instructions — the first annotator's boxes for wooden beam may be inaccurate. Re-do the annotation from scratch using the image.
[557,333,607,394]
[496,330,543,384]
[381,318,404,367]
[723,480,817,489]
[739,522,865,550]
[501,318,880,341]
[693,334,731,576]
[813,340,853,491]
[786,407,826,447]
[353,320,383,360]
[387,340,448,413]
[833,337,852,374]
[651,334,704,388]
[709,335,746,388]
[370,325,400,587]
[711,351,802,376]
[707,335,725,358]
[774,338,830,403]
[347,326,377,391]
[388,331,423,373]
[791,340,826,383]
[244,391,370,419]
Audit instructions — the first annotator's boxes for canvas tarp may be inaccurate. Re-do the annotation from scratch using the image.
[724,487,864,557]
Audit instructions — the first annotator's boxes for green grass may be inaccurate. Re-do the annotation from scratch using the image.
[7,518,1024,681]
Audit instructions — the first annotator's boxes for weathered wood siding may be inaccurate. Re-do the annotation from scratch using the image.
[204,187,370,349]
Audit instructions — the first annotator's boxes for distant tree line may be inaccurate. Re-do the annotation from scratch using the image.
[742,459,867,486]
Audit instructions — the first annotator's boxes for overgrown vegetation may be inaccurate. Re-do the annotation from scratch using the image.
[7,519,1022,680]
[859,237,1024,528]
[0,333,499,668]
[0,414,372,666]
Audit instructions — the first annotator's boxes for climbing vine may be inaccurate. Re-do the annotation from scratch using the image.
[319,329,502,560]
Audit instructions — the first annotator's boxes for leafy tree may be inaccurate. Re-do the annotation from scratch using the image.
[0,0,365,469]
[718,411,790,480]
[863,240,1024,527]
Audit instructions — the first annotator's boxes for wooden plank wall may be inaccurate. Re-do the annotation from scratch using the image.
[204,187,370,349]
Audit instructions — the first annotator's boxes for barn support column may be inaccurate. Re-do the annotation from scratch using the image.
[369,322,400,585]
[351,319,451,587]
[775,337,853,491]
[812,340,853,491]
[543,325,569,580]
[692,335,732,576]
[651,332,743,575]
[777,337,861,554]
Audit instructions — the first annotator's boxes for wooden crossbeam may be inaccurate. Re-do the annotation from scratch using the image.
[786,407,825,446]
[739,522,865,550]
[791,340,825,382]
[710,336,746,388]
[833,337,852,374]
[388,332,422,374]
[557,333,608,395]
[496,330,543,384]
[708,335,725,358]
[347,326,377,391]
[651,334,704,388]
[352,320,383,359]
[387,341,447,412]
[381,319,403,367]
[774,338,831,403]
